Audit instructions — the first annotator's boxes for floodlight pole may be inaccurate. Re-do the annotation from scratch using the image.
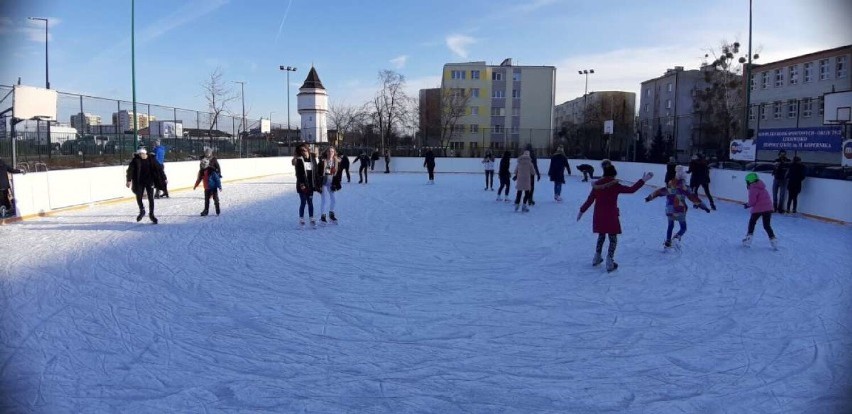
[131,0,139,150]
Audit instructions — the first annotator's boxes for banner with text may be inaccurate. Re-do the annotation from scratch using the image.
[843,140,852,167]
[729,139,756,161]
[756,127,843,152]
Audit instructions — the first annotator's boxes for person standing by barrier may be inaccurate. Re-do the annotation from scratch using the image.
[772,150,791,213]
[317,146,343,224]
[294,143,318,228]
[371,149,380,171]
[126,147,166,224]
[577,162,653,272]
[0,156,25,217]
[742,172,778,249]
[384,149,391,174]
[496,151,511,201]
[513,150,535,212]
[352,151,370,184]
[152,139,170,199]
[340,152,351,183]
[786,156,806,215]
[687,153,716,210]
[548,146,571,202]
[482,151,495,191]
[424,149,436,184]
[193,158,222,216]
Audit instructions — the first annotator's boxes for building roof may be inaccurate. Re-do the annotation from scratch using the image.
[300,67,325,90]
[749,44,851,72]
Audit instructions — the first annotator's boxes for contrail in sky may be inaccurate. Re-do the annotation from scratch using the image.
[274,0,294,45]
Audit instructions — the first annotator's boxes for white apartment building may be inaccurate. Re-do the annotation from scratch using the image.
[70,113,102,132]
[112,110,156,133]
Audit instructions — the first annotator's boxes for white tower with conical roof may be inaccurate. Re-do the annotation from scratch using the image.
[297,67,328,143]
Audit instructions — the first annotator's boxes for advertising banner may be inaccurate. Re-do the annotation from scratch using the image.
[843,139,852,167]
[729,139,756,161]
[756,127,843,152]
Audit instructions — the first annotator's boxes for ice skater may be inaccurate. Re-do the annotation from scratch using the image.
[577,161,653,272]
[577,164,595,182]
[687,153,716,210]
[496,151,511,201]
[512,150,535,212]
[384,149,391,174]
[125,147,166,224]
[786,156,806,215]
[0,156,25,217]
[352,151,370,184]
[340,152,351,183]
[742,172,778,249]
[424,149,436,184]
[482,151,495,191]
[523,144,541,205]
[317,146,343,224]
[294,144,318,227]
[771,150,791,213]
[645,165,710,249]
[193,158,222,216]
[152,139,170,199]
[547,146,571,202]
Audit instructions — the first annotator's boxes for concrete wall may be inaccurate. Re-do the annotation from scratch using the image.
[8,156,851,224]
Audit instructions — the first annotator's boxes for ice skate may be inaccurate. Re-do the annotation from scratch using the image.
[514,203,520,212]
[770,237,779,251]
[504,198,510,203]
[136,209,145,222]
[592,254,603,267]
[200,210,209,216]
[149,213,158,224]
[606,258,618,272]
[496,196,503,202]
[521,204,530,213]
[663,240,672,250]
[329,211,338,223]
[742,234,753,247]
[672,234,683,250]
[321,214,327,224]
[310,218,317,228]
[299,218,305,229]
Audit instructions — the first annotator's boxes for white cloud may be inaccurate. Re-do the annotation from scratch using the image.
[390,55,408,69]
[446,34,476,58]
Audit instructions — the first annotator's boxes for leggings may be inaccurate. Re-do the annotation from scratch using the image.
[514,190,531,205]
[427,166,435,180]
[320,180,336,215]
[596,233,618,259]
[747,212,775,238]
[359,166,368,183]
[342,166,350,182]
[135,185,155,214]
[666,219,687,241]
[299,192,314,218]
[690,182,716,208]
[498,173,510,196]
[484,170,494,189]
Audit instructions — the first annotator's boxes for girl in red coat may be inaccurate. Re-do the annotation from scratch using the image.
[577,161,653,272]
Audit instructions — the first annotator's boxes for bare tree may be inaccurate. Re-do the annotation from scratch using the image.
[372,70,409,152]
[328,100,369,147]
[693,40,748,154]
[437,87,471,153]
[202,67,237,143]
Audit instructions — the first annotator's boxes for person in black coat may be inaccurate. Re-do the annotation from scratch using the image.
[125,148,166,224]
[547,147,571,202]
[687,153,716,210]
[294,143,318,226]
[352,152,370,184]
[0,157,25,216]
[524,144,541,205]
[339,153,351,183]
[496,150,512,201]
[384,149,391,173]
[577,164,595,182]
[772,150,791,213]
[370,150,380,171]
[786,156,806,214]
[423,149,436,184]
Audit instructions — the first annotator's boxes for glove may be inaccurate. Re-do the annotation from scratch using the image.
[512,175,517,181]
[218,188,223,193]
[642,172,654,181]
[743,203,749,209]
[645,196,652,203]
[576,211,584,222]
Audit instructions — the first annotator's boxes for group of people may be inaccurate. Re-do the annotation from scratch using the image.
[292,143,343,227]
[769,150,807,215]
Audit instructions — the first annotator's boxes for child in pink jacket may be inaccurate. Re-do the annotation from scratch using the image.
[742,172,777,249]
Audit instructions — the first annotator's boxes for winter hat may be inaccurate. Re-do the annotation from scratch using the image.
[603,165,618,177]
[137,147,147,155]
[204,147,213,156]
[745,172,759,184]
[675,165,687,180]
[601,159,612,168]
[200,158,210,169]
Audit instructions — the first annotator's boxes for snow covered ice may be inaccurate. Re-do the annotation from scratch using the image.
[1,173,850,413]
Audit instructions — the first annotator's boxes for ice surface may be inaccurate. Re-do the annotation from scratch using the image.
[1,173,850,413]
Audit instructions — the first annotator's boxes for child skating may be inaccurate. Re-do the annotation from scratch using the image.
[193,158,222,216]
[742,172,779,249]
[645,165,710,250]
[577,161,653,272]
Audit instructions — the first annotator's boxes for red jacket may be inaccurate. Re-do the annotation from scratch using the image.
[580,177,646,234]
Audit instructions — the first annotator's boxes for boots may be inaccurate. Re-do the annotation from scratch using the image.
[215,203,220,216]
[592,253,603,266]
[149,213,158,224]
[742,234,753,247]
[329,211,337,223]
[521,204,530,213]
[770,237,779,250]
[320,214,327,223]
[514,203,520,212]
[136,209,146,222]
[606,258,618,272]
[200,210,209,216]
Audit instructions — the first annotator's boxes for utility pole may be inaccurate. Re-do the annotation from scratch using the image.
[234,81,246,157]
[279,66,297,150]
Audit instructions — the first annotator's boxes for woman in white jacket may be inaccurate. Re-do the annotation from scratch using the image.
[481,151,495,191]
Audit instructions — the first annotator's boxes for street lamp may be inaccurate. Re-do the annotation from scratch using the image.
[279,65,297,148]
[740,0,760,141]
[233,81,246,157]
[578,69,595,153]
[28,17,49,89]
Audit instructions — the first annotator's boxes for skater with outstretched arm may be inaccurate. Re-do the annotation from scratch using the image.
[352,151,370,184]
[645,165,710,249]
[577,160,653,272]
[742,172,778,249]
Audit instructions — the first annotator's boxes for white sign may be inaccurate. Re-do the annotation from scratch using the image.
[603,120,614,135]
[149,121,183,138]
[13,85,58,121]
[843,139,852,167]
[729,139,756,161]
[261,118,271,134]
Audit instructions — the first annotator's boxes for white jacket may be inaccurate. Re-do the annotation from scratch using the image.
[482,158,495,170]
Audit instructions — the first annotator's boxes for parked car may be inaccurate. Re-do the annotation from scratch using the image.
[709,161,744,170]
[744,162,776,172]
[817,166,852,180]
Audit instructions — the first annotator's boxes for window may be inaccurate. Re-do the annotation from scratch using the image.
[749,106,756,120]
[643,103,649,113]
[819,59,830,80]
[818,96,824,116]
[837,56,847,78]
[510,125,519,134]
[451,88,465,98]
[665,99,672,109]
[490,141,503,149]
[804,62,813,82]
[512,107,520,116]
[788,65,799,85]
[775,69,783,87]
[469,142,478,149]
[471,88,480,98]
[512,89,521,98]
[490,107,505,116]
[513,72,521,81]
[451,70,466,80]
[645,88,650,97]
[451,124,465,133]
[492,125,504,133]
[471,70,480,79]
[761,72,769,88]
[492,90,505,98]
[787,99,797,118]
[760,104,767,120]
[667,83,673,92]
[470,124,479,133]
[802,98,813,118]
[449,141,464,149]
[773,101,782,119]
[492,72,503,81]
[750,74,757,90]
[470,106,479,115]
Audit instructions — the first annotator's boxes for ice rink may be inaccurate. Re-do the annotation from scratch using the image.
[1,172,850,413]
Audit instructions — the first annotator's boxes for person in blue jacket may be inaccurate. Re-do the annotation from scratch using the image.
[152,139,170,198]
[193,158,222,216]
[547,146,571,202]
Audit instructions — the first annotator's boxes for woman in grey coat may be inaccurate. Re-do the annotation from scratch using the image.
[512,151,535,212]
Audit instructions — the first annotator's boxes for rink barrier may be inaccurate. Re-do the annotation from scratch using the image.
[5,156,850,224]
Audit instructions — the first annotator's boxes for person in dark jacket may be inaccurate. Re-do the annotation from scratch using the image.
[0,157,25,217]
[771,150,791,213]
[524,144,541,205]
[352,151,370,184]
[202,147,222,177]
[152,139,170,198]
[384,149,391,173]
[193,158,222,216]
[664,156,677,183]
[424,149,436,184]
[370,150,380,171]
[547,146,571,202]
[785,156,806,214]
[125,147,166,224]
[687,153,716,210]
[294,143,318,227]
[496,151,511,201]
[340,153,351,183]
[577,164,595,182]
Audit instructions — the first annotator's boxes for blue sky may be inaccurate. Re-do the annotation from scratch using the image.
[1,0,849,125]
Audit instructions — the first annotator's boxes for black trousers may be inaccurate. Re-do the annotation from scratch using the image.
[690,182,715,207]
[299,191,314,217]
[497,172,510,195]
[529,177,536,201]
[359,166,369,183]
[342,166,350,182]
[385,159,390,173]
[747,212,775,238]
[135,185,155,214]
[485,170,494,189]
[514,190,531,204]
[204,189,220,214]
[596,233,618,259]
[427,166,435,180]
